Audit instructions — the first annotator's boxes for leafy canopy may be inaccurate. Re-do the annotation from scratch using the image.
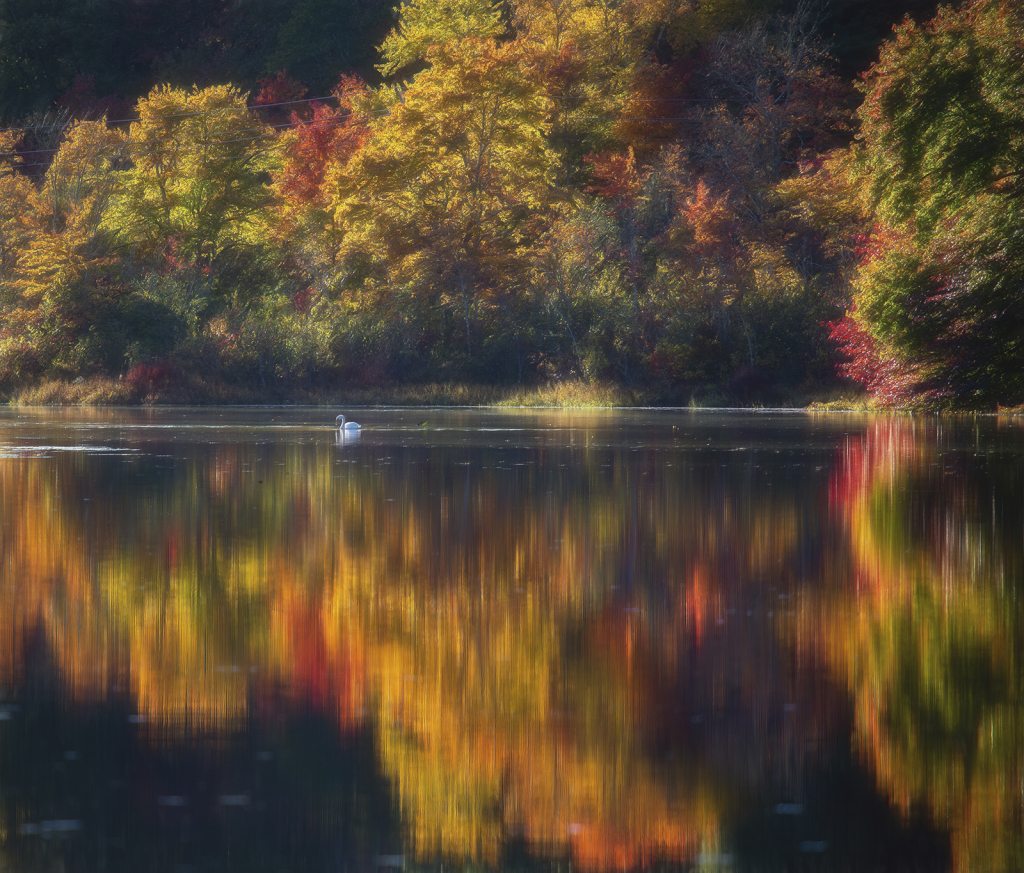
[378,0,505,77]
[106,84,274,271]
[844,0,1024,406]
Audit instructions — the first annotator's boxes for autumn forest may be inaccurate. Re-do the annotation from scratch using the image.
[0,0,1021,408]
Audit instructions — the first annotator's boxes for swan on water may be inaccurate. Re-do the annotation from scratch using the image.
[336,414,361,430]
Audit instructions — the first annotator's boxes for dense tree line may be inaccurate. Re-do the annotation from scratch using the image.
[0,0,1018,407]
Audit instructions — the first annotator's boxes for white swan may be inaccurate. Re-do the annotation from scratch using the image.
[335,414,361,431]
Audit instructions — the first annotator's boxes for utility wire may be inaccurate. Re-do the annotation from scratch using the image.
[0,94,345,137]
[5,108,392,167]
[0,91,713,137]
[13,103,689,161]
[558,116,701,122]
[550,95,705,102]
[4,108,697,172]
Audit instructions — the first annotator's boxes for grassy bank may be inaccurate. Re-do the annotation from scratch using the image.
[6,377,640,408]
[4,375,873,409]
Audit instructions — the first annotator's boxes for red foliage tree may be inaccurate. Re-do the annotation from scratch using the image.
[275,74,371,213]
[828,313,918,406]
[56,73,131,121]
[253,71,309,124]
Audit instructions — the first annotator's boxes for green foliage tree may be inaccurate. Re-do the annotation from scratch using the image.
[530,198,620,381]
[845,0,1024,406]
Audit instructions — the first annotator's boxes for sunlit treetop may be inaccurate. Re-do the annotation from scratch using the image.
[378,0,506,78]
[335,37,556,266]
[857,0,1024,234]
[106,84,274,268]
[37,120,126,227]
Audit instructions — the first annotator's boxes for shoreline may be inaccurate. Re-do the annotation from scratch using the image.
[1,376,875,411]
[6,376,1021,414]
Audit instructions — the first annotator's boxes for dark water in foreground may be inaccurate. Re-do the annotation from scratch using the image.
[1,408,1022,872]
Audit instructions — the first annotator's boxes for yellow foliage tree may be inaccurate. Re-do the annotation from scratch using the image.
[333,38,556,354]
[378,0,506,77]
[0,121,127,376]
[106,85,273,272]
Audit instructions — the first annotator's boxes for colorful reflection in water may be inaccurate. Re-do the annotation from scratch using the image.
[0,409,1020,871]
[801,417,1024,873]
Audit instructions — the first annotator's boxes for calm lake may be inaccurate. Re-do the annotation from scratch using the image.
[1,408,1021,872]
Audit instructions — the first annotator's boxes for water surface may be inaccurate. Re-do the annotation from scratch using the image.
[1,408,1021,872]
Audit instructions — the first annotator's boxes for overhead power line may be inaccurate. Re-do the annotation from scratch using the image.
[0,87,715,145]
[558,116,701,122]
[0,94,345,137]
[3,104,700,173]
[551,95,705,102]
[1,90,712,137]
[5,108,393,170]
